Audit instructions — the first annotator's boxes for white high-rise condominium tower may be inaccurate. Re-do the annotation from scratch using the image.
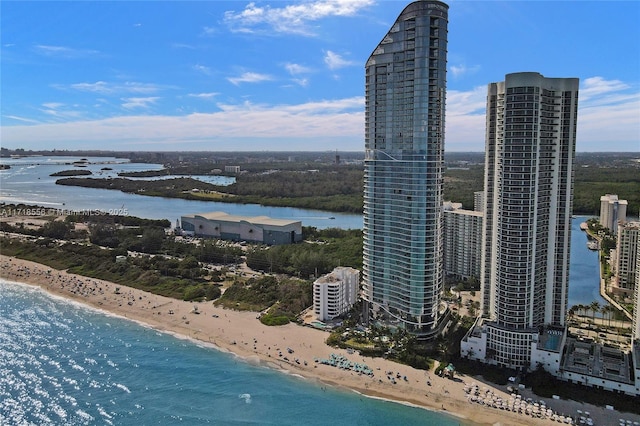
[362,0,448,338]
[600,194,628,235]
[480,72,579,368]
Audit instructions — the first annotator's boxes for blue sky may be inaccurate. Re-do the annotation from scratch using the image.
[1,0,639,152]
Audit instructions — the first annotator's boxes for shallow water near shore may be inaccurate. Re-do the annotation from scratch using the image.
[0,280,462,425]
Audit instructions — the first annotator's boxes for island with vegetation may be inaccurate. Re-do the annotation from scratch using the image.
[50,169,93,177]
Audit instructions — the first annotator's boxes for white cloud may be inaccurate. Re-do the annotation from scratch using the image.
[59,81,167,95]
[2,115,40,124]
[445,86,487,150]
[188,92,219,99]
[201,26,217,36]
[449,64,481,79]
[446,86,487,117]
[42,102,65,110]
[121,97,160,109]
[34,44,100,58]
[171,42,197,49]
[223,0,374,36]
[227,72,273,85]
[291,78,309,87]
[284,63,312,87]
[38,102,85,121]
[284,62,311,75]
[192,64,212,75]
[1,97,364,150]
[324,51,356,70]
[574,77,640,149]
[580,76,630,102]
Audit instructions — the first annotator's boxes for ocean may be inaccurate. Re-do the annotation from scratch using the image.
[0,280,462,426]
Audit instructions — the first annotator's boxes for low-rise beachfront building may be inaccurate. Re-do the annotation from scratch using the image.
[460,317,488,362]
[461,320,565,372]
[180,212,302,245]
[557,338,639,396]
[313,267,360,322]
[461,319,640,396]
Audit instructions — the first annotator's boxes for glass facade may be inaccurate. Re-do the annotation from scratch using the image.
[362,1,448,336]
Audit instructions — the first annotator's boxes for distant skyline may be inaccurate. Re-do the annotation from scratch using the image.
[1,0,639,152]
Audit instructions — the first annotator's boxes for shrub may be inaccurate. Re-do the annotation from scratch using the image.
[260,315,290,326]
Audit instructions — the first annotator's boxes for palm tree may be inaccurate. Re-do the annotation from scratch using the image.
[590,301,600,325]
[602,305,613,328]
[567,305,578,326]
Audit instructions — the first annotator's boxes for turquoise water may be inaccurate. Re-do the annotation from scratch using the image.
[0,280,462,425]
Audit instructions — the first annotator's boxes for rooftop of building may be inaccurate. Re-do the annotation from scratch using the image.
[183,211,301,227]
[536,327,565,352]
[315,267,359,284]
[620,221,640,230]
[444,208,483,217]
[601,194,628,204]
[561,337,634,385]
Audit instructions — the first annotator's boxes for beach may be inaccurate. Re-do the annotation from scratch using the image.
[1,254,636,426]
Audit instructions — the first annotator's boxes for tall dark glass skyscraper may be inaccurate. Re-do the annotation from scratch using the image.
[362,1,448,338]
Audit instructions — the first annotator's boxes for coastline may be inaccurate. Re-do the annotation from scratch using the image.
[0,254,625,426]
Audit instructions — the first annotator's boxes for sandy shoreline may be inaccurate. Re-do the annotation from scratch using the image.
[2,254,636,426]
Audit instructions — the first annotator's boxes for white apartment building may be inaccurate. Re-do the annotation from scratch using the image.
[313,267,360,322]
[443,203,483,279]
[224,165,241,174]
[463,72,579,370]
[600,194,627,235]
[615,221,640,292]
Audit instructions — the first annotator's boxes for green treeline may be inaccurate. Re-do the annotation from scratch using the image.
[220,167,358,212]
[443,167,484,209]
[245,227,363,277]
[226,169,361,197]
[574,166,640,216]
